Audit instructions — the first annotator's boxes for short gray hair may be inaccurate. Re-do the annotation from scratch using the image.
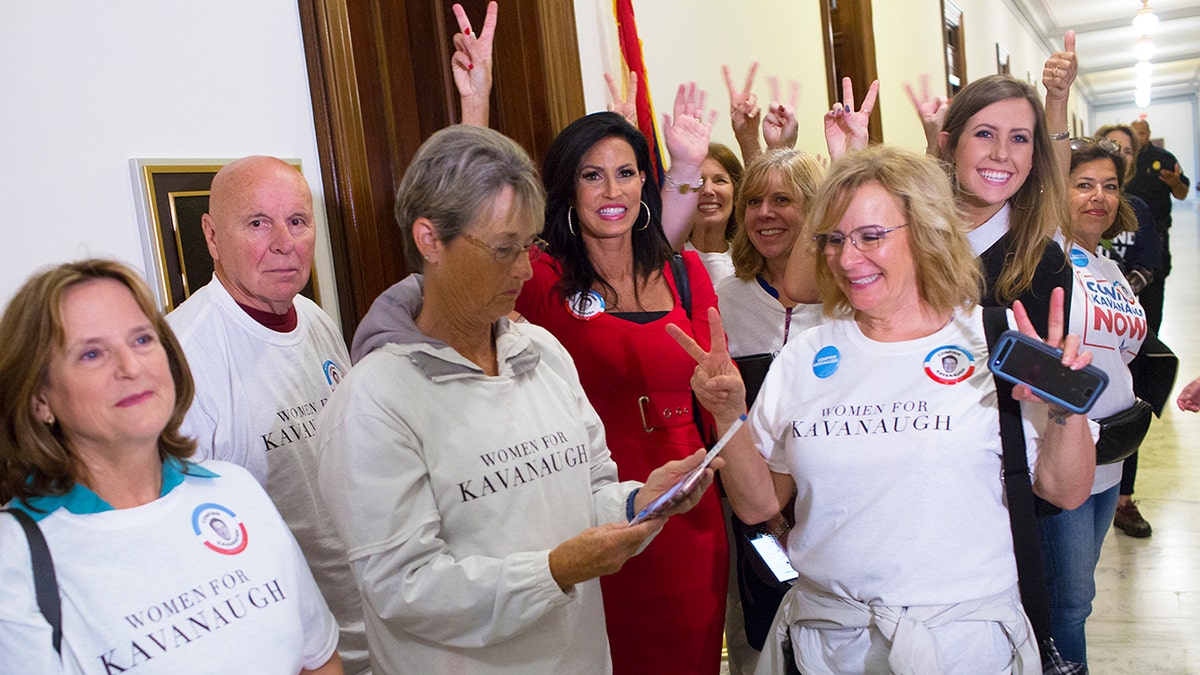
[395,125,546,271]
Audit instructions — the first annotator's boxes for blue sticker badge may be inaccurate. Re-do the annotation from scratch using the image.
[1069,246,1089,268]
[812,345,840,378]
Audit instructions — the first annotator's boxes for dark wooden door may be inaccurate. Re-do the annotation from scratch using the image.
[298,0,584,338]
[821,0,883,144]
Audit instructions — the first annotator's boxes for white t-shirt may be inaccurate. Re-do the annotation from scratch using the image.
[684,242,736,286]
[0,460,337,674]
[166,278,367,672]
[714,275,824,358]
[751,305,1047,607]
[1061,238,1147,494]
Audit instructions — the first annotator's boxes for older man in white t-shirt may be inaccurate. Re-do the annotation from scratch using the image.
[167,156,368,673]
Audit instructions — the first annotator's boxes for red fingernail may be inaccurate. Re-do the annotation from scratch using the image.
[464,27,472,36]
[468,63,474,70]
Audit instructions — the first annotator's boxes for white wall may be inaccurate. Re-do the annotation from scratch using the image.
[0,1,339,326]
[573,0,830,158]
[572,0,1084,162]
[1093,100,1199,203]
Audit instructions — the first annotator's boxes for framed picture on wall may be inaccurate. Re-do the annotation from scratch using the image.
[996,44,1011,76]
[131,158,318,311]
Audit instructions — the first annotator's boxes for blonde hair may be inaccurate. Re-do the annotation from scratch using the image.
[806,146,982,317]
[731,150,825,281]
[0,259,196,504]
[938,75,1070,305]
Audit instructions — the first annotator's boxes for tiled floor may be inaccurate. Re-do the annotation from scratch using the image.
[1088,200,1200,674]
[721,200,1200,674]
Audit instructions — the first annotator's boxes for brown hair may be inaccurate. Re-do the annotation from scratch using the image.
[938,75,1070,305]
[1069,142,1138,240]
[0,259,196,503]
[731,149,825,281]
[1094,124,1141,183]
[806,146,982,317]
[697,143,745,242]
[395,125,546,273]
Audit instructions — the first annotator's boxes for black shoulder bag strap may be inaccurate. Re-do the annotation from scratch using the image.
[668,252,714,445]
[668,252,692,320]
[982,308,1081,673]
[4,508,62,654]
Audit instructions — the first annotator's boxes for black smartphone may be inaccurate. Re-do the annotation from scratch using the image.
[745,531,798,584]
[988,330,1109,415]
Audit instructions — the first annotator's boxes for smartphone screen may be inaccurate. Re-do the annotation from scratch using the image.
[990,331,1108,415]
[747,532,798,583]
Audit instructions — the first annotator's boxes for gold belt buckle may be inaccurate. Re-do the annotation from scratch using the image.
[637,396,660,433]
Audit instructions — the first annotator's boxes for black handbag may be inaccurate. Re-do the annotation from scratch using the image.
[733,353,774,408]
[1094,399,1154,465]
[1129,329,1178,417]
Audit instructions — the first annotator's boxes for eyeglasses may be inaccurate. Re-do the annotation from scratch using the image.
[814,224,908,252]
[461,234,548,264]
[1069,137,1121,155]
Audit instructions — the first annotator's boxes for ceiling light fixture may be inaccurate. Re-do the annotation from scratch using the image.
[1135,89,1152,108]
[1132,1,1159,33]
[1133,37,1156,62]
[1134,61,1154,80]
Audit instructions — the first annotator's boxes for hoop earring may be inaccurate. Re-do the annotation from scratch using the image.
[637,201,650,231]
[567,207,577,236]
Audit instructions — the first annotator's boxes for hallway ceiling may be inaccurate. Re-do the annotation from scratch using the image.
[1010,0,1200,110]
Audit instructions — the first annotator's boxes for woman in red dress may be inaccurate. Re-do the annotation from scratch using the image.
[515,100,728,673]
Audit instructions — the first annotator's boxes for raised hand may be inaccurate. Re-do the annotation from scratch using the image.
[1177,376,1200,412]
[1042,31,1077,102]
[824,77,879,160]
[1010,288,1093,406]
[1159,162,1185,188]
[667,307,746,423]
[605,69,639,127]
[763,76,800,150]
[724,64,762,141]
[662,82,716,171]
[902,74,949,156]
[451,1,498,127]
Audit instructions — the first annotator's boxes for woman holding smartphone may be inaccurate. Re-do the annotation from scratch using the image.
[673,147,1095,674]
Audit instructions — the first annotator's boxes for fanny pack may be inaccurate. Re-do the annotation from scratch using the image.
[1094,398,1153,465]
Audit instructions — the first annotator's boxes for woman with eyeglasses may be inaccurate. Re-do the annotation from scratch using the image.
[1034,138,1149,668]
[673,146,1096,674]
[786,72,1075,344]
[316,125,718,674]
[514,100,732,673]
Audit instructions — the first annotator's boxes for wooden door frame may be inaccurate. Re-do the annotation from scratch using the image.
[297,0,584,338]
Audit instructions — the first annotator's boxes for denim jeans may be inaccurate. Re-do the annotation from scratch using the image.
[1037,484,1120,665]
